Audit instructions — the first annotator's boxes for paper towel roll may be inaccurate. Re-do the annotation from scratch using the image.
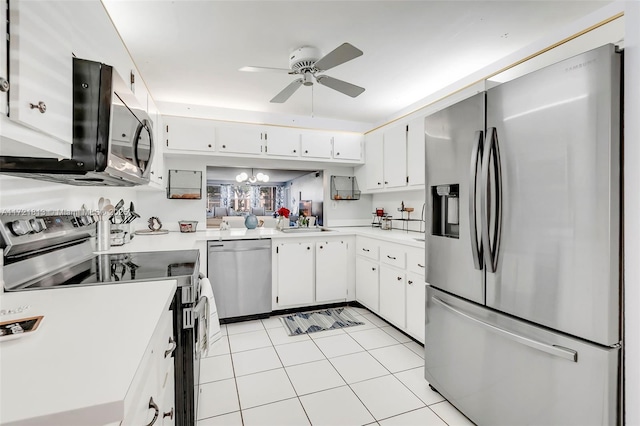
[199,277,221,355]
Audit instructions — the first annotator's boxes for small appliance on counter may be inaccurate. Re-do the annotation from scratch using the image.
[179,221,198,233]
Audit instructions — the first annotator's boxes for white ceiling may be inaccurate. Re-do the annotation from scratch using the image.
[102,0,613,127]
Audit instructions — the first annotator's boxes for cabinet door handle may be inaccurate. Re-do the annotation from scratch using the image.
[305,150,309,154]
[384,181,389,185]
[408,280,413,285]
[372,267,376,271]
[208,144,212,148]
[29,101,47,113]
[362,248,370,252]
[387,255,396,260]
[222,144,226,149]
[307,246,311,250]
[163,407,174,420]
[418,263,425,268]
[165,336,177,358]
[397,276,402,281]
[320,245,323,249]
[146,397,160,426]
[293,149,297,153]
[336,152,340,156]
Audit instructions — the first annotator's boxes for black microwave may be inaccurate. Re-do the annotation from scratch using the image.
[0,58,154,186]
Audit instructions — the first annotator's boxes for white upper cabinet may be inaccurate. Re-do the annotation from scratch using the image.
[216,125,265,155]
[7,0,72,146]
[300,131,333,159]
[265,127,300,157]
[383,124,407,188]
[365,129,384,190]
[332,133,363,161]
[164,116,216,152]
[407,116,426,186]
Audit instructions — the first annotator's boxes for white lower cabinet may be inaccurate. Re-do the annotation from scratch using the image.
[406,271,427,341]
[315,240,348,302]
[275,241,315,307]
[379,265,406,328]
[122,309,175,425]
[355,256,379,312]
[355,236,426,343]
[274,237,353,309]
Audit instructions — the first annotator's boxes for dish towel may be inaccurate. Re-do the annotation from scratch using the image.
[199,277,222,356]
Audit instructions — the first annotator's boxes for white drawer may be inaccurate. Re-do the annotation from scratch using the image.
[380,244,406,269]
[406,248,426,275]
[356,237,379,260]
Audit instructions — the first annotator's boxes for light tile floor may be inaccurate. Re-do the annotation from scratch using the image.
[197,306,476,426]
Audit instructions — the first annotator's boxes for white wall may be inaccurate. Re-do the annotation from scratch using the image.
[371,189,426,233]
[0,175,139,212]
[135,156,208,231]
[321,167,373,227]
[288,171,323,214]
[624,1,639,424]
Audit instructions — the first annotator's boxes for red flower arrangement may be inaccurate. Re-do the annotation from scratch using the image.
[277,207,290,218]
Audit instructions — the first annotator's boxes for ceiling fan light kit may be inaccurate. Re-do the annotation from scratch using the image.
[241,43,366,103]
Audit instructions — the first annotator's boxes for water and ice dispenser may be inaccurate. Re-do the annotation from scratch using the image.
[431,184,459,238]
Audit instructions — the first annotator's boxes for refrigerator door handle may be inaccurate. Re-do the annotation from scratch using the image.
[480,127,502,273]
[469,130,484,270]
[432,296,578,362]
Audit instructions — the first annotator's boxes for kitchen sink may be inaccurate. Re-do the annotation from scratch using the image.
[280,227,332,233]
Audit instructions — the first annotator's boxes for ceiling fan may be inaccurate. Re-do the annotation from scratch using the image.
[240,43,365,103]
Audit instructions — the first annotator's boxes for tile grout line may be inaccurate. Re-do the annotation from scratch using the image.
[262,317,314,426]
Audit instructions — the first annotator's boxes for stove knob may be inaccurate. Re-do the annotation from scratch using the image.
[29,218,44,233]
[10,219,32,236]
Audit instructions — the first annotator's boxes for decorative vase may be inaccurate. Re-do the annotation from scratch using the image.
[244,214,258,229]
[276,216,285,231]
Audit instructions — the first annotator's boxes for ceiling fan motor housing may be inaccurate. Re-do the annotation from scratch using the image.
[289,46,321,72]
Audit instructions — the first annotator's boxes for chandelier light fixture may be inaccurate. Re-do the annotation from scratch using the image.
[236,169,269,184]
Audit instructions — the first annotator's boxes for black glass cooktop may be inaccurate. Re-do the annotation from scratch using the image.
[17,249,199,290]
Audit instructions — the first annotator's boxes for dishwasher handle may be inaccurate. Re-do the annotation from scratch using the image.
[209,246,270,253]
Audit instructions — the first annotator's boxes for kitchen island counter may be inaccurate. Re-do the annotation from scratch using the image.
[0,280,176,425]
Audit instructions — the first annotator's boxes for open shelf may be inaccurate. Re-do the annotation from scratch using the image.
[330,176,361,200]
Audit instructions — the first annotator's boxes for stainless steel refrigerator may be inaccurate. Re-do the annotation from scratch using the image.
[424,44,622,425]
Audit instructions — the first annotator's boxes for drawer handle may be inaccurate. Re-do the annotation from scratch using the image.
[146,397,159,426]
[397,276,402,281]
[362,248,370,252]
[29,101,47,113]
[165,336,177,358]
[387,255,397,260]
[418,263,425,268]
[163,407,174,420]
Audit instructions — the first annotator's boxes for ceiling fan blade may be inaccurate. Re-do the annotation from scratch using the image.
[270,79,304,103]
[239,66,291,73]
[316,75,365,98]
[314,43,363,71]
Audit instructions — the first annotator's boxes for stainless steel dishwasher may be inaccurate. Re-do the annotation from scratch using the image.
[207,239,272,320]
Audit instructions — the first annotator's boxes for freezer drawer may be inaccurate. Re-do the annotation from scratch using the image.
[425,286,619,426]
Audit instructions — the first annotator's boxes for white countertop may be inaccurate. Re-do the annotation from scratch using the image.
[99,226,425,254]
[0,280,176,425]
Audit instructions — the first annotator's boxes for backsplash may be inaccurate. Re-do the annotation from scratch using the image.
[371,189,426,233]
